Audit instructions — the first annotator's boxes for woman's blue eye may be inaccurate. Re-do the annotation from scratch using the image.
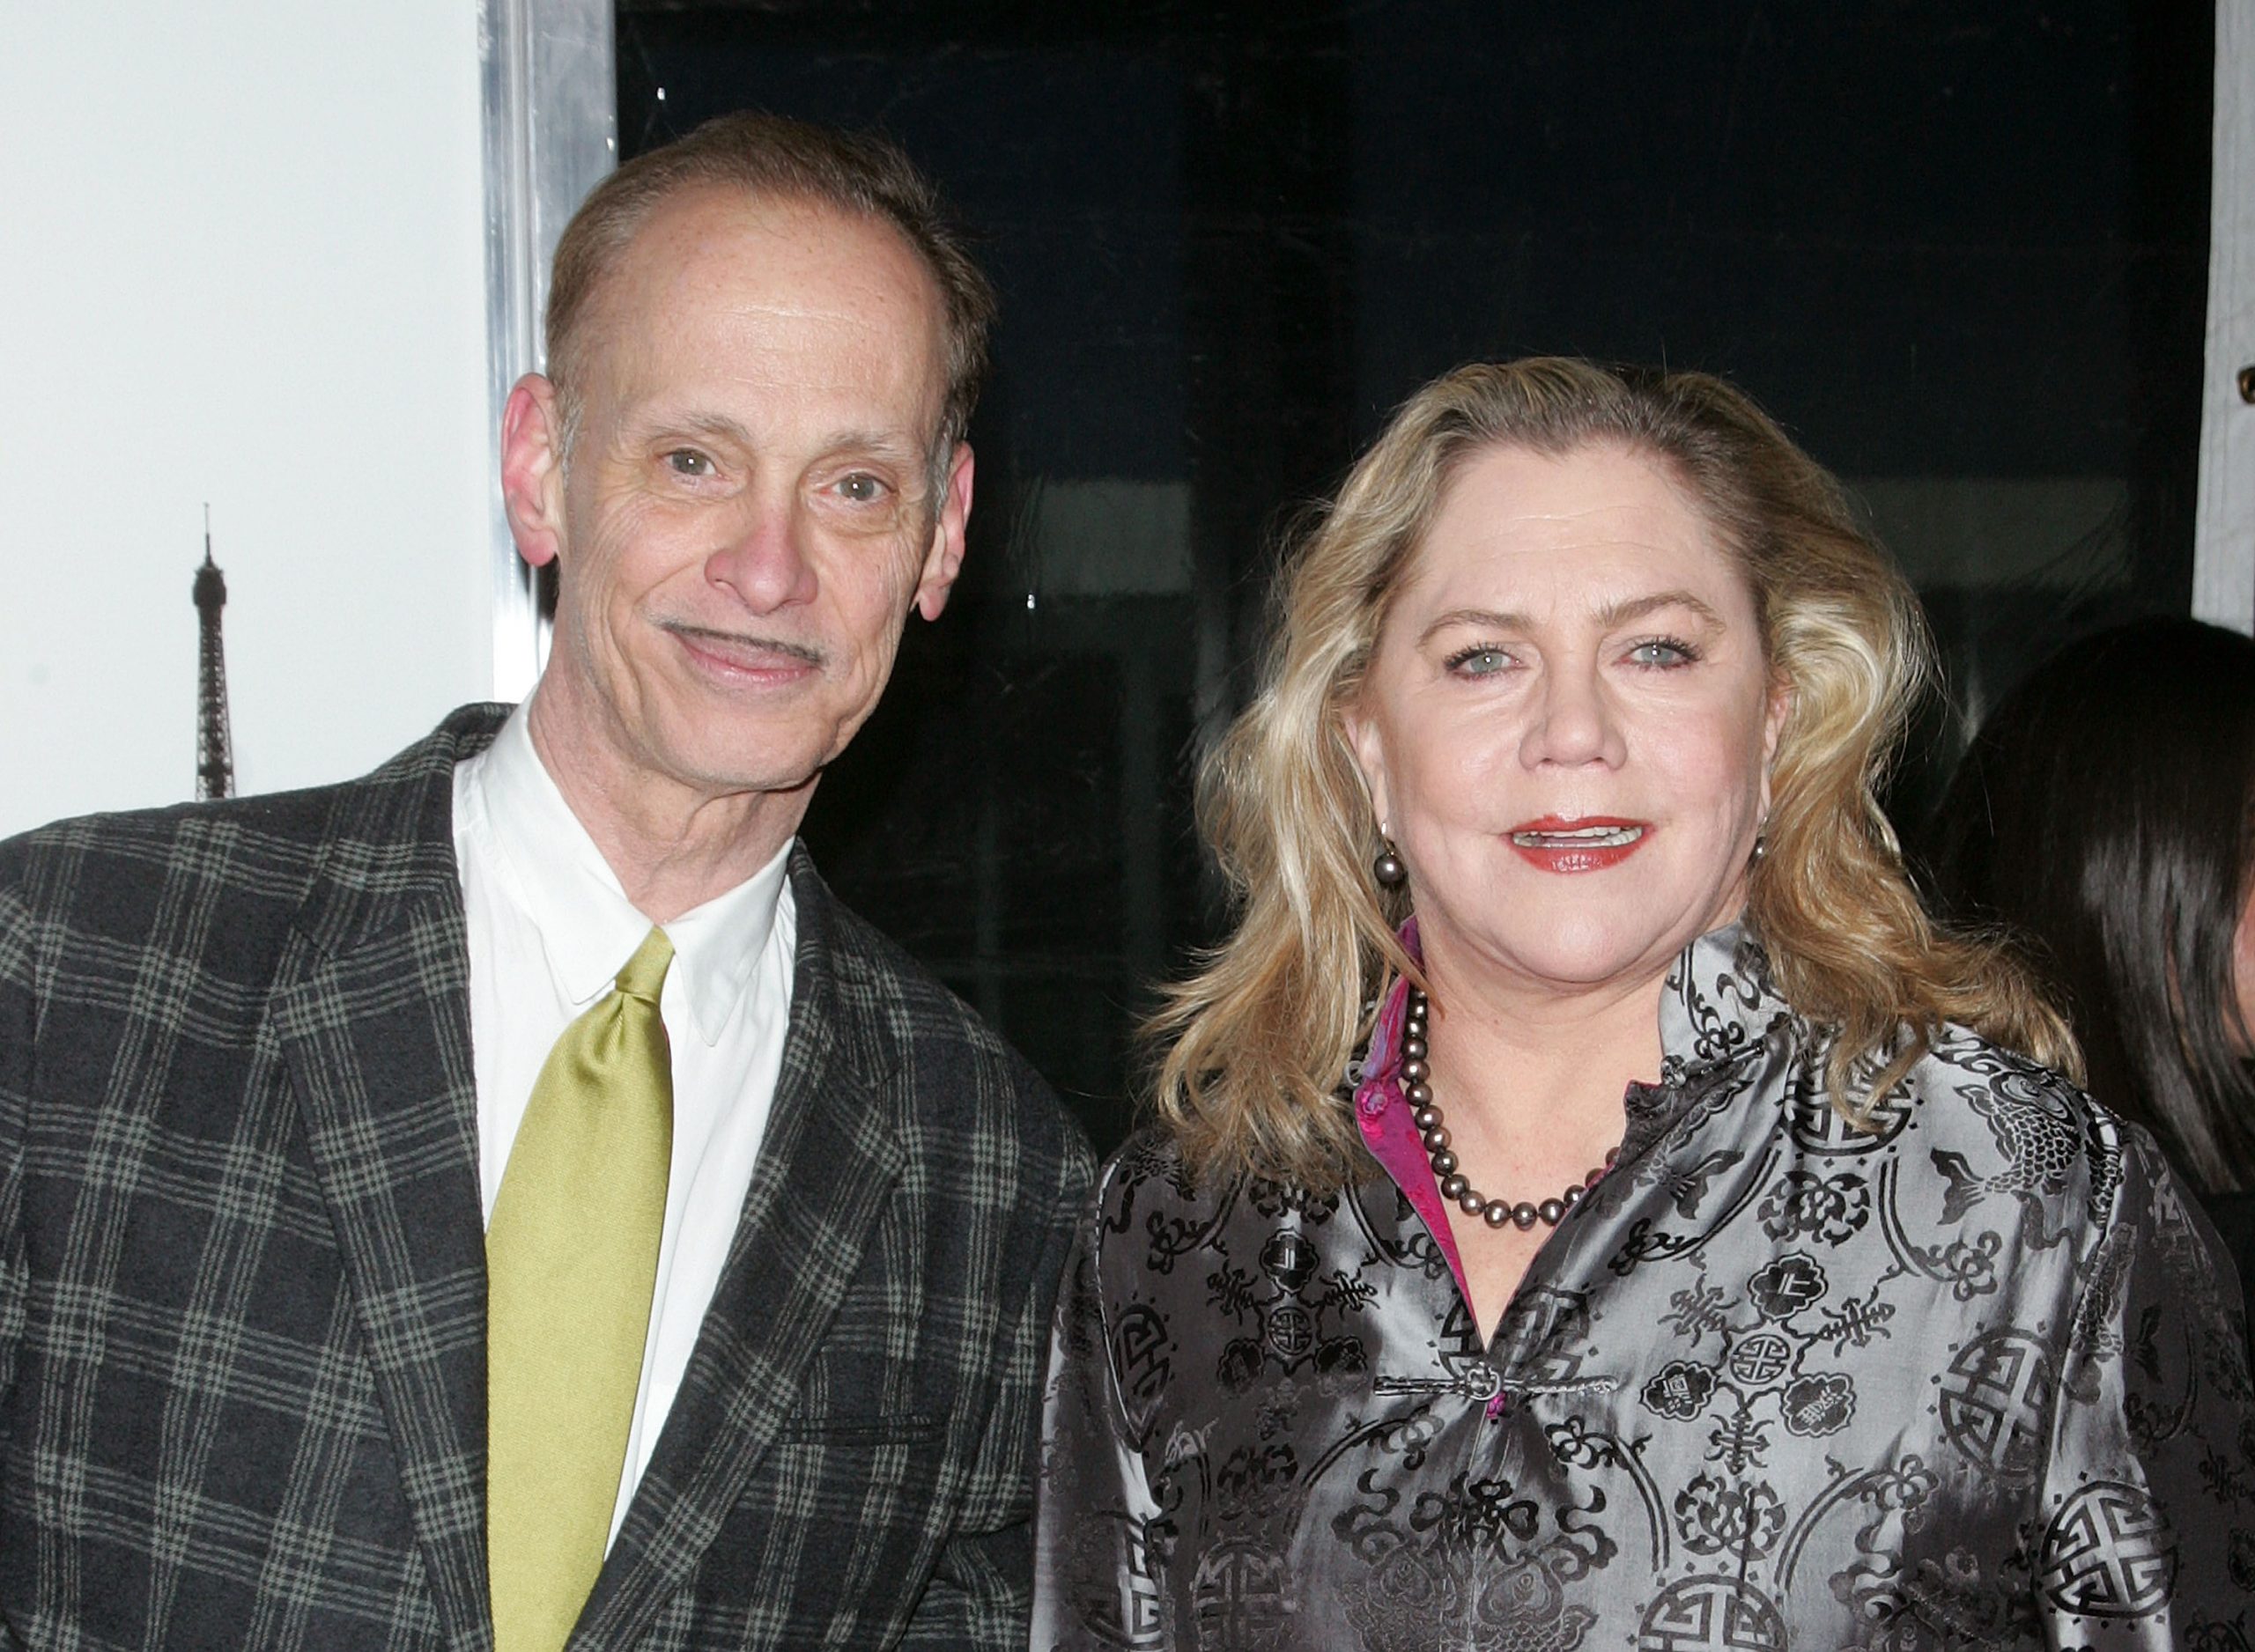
[1629,638,1697,667]
[1448,647,1510,675]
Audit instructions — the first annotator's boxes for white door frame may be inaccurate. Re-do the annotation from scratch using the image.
[2197,0,2255,634]
[480,0,616,701]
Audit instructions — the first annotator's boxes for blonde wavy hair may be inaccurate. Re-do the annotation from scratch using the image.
[1149,358,2080,1189]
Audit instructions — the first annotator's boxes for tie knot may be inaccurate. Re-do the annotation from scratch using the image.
[615,926,674,1002]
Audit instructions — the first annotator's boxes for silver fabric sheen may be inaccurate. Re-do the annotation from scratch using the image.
[1032,926,2255,1648]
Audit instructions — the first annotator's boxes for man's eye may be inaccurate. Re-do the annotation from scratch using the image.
[664,450,714,477]
[835,473,889,504]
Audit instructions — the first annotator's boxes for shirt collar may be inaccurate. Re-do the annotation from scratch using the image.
[462,703,790,1045]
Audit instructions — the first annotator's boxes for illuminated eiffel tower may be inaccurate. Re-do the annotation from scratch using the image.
[193,508,234,801]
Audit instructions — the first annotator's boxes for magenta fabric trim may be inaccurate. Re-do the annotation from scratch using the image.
[1350,918,1472,1302]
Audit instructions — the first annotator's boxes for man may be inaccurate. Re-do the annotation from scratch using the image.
[0,114,1091,1648]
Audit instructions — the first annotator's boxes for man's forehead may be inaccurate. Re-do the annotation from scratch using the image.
[573,186,950,425]
[603,188,940,343]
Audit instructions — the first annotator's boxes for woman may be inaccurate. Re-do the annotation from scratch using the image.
[1928,616,2255,1319]
[1031,361,2253,1649]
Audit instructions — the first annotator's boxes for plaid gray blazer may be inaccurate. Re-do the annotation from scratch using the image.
[0,704,1093,1649]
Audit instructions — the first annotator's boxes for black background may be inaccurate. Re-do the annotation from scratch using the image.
[616,0,2214,1152]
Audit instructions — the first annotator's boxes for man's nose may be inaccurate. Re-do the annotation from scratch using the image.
[1519,661,1625,768]
[706,492,818,612]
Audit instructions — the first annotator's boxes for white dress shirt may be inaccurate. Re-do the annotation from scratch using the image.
[453,704,797,1545]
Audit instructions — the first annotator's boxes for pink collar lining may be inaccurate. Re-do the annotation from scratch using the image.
[1350,918,1473,1301]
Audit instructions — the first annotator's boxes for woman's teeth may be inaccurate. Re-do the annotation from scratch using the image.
[1512,825,1645,849]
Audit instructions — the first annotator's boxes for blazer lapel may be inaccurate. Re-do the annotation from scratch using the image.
[273,706,506,1651]
[573,853,906,1647]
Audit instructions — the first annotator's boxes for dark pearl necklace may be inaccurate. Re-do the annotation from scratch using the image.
[1400,985,1617,1231]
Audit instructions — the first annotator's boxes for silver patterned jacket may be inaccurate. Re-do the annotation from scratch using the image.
[1031,926,2255,1649]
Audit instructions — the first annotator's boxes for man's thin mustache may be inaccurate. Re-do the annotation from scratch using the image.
[658,622,827,668]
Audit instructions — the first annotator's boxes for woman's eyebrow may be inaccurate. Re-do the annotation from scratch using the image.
[1416,590,1726,647]
[1593,589,1726,630]
[1417,606,1528,645]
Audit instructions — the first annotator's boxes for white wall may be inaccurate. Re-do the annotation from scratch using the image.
[2197,0,2255,635]
[0,1,495,837]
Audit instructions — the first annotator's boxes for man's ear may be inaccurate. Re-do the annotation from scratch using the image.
[500,373,567,570]
[913,442,975,622]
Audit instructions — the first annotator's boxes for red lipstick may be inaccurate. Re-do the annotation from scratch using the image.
[1507,815,1650,874]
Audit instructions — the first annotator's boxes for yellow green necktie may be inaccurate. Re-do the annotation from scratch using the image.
[487,926,675,1652]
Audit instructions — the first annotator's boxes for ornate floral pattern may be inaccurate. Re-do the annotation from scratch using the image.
[1032,926,2255,1649]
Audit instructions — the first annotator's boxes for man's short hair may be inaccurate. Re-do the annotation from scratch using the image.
[545,111,997,459]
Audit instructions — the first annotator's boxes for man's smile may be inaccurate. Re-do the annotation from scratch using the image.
[660,621,827,682]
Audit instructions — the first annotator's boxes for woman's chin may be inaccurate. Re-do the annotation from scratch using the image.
[1442,872,1750,993]
[1513,941,1675,992]
[1449,922,1687,994]
[1466,893,1740,991]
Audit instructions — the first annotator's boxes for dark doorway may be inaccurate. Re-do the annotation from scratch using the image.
[617,0,2213,1153]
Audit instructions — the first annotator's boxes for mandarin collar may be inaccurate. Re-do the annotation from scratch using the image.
[1654,921,1795,1088]
[458,702,789,1045]
[1355,918,1794,1121]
